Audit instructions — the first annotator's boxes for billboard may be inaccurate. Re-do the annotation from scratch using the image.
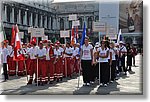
[119,0,143,33]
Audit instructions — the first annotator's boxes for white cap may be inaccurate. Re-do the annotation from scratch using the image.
[95,42,100,47]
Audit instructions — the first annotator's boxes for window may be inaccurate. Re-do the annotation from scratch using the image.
[78,17,82,29]
[95,16,99,22]
[51,17,53,29]
[88,17,92,29]
[69,21,72,29]
[14,8,18,23]
[60,18,64,30]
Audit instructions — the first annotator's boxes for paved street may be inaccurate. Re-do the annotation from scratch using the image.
[0,54,143,95]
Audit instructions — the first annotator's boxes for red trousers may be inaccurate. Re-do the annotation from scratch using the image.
[63,58,67,77]
[18,60,25,76]
[59,57,63,78]
[37,59,46,83]
[65,57,73,77]
[7,57,16,76]
[54,58,61,79]
[45,58,55,82]
[25,58,31,75]
[74,59,80,73]
[28,59,37,81]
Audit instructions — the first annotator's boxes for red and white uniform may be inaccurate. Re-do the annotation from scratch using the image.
[7,46,16,76]
[58,47,64,78]
[36,47,46,83]
[54,48,61,81]
[17,48,26,76]
[64,47,73,77]
[72,47,80,73]
[45,46,54,83]
[27,46,38,84]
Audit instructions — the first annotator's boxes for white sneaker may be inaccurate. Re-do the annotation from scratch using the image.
[110,81,114,83]
[100,83,103,86]
[86,83,90,86]
[104,84,107,87]
[90,81,94,84]
[83,83,86,86]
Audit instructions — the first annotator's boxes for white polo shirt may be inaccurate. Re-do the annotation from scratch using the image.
[72,47,79,59]
[54,49,61,58]
[37,48,46,58]
[119,45,127,57]
[81,44,93,60]
[65,47,73,57]
[97,47,109,62]
[27,46,38,59]
[1,47,9,63]
[46,47,50,60]
[59,47,64,54]
[108,48,116,60]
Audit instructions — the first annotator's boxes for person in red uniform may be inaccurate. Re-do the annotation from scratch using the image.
[72,43,80,74]
[17,44,26,76]
[36,41,46,86]
[64,42,73,78]
[44,40,55,84]
[7,45,16,76]
[57,41,64,80]
[54,43,62,82]
[26,43,32,75]
[27,41,38,85]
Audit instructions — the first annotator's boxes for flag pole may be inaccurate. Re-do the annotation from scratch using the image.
[99,32,101,85]
[64,37,67,78]
[16,61,18,77]
[77,55,81,89]
[23,58,28,82]
[36,38,38,86]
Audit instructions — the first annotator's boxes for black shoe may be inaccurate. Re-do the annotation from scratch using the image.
[60,77,63,81]
[57,79,59,82]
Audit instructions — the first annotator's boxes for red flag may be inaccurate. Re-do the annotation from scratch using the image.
[11,25,16,48]
[13,25,25,61]
[71,26,75,45]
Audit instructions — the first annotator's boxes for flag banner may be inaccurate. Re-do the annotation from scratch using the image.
[71,26,75,45]
[80,22,86,48]
[13,25,25,61]
[117,29,122,44]
[11,25,16,47]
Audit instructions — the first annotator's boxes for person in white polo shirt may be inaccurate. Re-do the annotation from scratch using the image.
[109,42,117,82]
[1,41,9,81]
[81,37,93,86]
[118,41,127,75]
[96,40,109,87]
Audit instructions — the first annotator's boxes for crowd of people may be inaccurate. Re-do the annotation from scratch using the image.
[0,36,138,87]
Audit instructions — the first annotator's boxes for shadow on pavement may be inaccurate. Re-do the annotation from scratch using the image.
[73,84,96,95]
[96,81,120,95]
